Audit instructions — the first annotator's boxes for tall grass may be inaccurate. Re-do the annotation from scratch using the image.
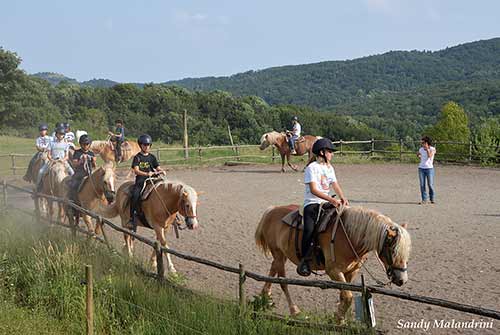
[0,212,368,334]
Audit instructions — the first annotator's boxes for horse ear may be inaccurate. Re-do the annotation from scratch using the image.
[183,191,188,198]
[401,223,408,229]
[196,191,205,196]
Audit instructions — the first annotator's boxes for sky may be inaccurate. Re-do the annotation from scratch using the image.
[1,0,499,83]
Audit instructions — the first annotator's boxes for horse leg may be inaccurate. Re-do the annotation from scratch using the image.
[280,154,286,173]
[342,269,360,320]
[153,226,176,274]
[48,200,54,223]
[82,214,94,233]
[287,153,298,172]
[274,253,300,316]
[261,254,280,298]
[325,267,350,322]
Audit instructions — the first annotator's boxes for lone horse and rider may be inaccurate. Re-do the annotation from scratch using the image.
[260,116,321,172]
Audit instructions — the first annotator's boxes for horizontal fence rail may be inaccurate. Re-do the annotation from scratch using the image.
[2,181,500,321]
[2,139,498,175]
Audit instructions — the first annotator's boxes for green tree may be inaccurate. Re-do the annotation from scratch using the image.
[428,101,470,160]
[473,117,500,165]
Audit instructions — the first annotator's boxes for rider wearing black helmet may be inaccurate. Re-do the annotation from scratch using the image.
[126,134,165,230]
[288,116,301,155]
[68,135,96,203]
[108,119,125,162]
[297,137,349,277]
[64,122,75,145]
[23,123,51,182]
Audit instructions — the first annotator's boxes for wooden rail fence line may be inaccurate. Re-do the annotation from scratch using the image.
[2,181,500,323]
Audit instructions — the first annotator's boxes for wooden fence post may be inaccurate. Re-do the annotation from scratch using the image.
[469,140,472,162]
[183,109,189,160]
[235,145,240,161]
[156,148,161,162]
[2,180,7,212]
[198,148,202,160]
[370,138,374,157]
[239,263,246,315]
[85,265,94,335]
[400,139,404,162]
[228,125,236,152]
[10,154,16,175]
[271,147,275,163]
[339,140,343,156]
[361,275,375,329]
[155,242,165,280]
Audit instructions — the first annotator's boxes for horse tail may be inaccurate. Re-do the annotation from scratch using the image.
[98,201,119,218]
[255,206,275,256]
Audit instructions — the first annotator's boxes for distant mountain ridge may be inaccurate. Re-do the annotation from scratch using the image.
[31,72,118,88]
[164,38,500,109]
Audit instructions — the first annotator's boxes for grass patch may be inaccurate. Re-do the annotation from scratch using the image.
[0,211,369,334]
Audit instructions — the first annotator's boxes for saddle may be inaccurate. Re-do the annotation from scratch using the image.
[282,202,338,266]
[125,177,167,229]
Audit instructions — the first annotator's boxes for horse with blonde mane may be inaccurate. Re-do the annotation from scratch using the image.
[255,205,411,321]
[99,178,200,275]
[37,160,70,223]
[90,140,140,163]
[259,131,320,172]
[65,162,116,234]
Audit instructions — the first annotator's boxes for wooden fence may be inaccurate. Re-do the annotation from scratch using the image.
[2,139,498,175]
[2,181,500,329]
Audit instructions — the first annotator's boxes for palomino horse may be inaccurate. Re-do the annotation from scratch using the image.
[255,205,411,321]
[90,140,140,163]
[65,162,116,234]
[37,160,70,223]
[99,179,199,275]
[259,131,320,172]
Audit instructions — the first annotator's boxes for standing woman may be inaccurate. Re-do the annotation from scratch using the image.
[417,136,436,204]
[297,138,349,277]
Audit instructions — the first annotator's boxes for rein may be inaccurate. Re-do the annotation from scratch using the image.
[335,204,392,287]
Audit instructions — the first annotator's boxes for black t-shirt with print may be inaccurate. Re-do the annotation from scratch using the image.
[131,152,159,183]
[73,149,95,176]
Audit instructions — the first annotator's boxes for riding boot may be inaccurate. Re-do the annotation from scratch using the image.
[126,211,138,231]
[297,257,312,277]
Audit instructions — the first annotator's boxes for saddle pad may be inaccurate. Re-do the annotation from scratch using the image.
[295,136,305,143]
[281,203,337,233]
[140,178,168,200]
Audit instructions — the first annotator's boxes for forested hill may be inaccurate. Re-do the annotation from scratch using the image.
[32,72,118,88]
[165,38,500,108]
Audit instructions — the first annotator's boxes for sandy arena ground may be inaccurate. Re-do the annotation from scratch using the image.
[7,163,500,334]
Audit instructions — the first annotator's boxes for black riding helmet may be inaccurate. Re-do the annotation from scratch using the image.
[39,123,49,131]
[55,126,66,135]
[312,138,336,156]
[79,134,92,145]
[63,122,70,130]
[55,122,64,129]
[292,116,298,121]
[137,134,153,145]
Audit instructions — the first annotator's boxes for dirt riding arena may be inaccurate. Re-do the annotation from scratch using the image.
[9,163,500,334]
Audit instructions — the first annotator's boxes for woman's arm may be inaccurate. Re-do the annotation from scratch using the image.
[331,182,349,206]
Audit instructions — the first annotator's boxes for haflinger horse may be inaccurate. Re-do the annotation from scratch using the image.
[259,131,320,172]
[90,139,140,163]
[37,160,70,223]
[98,178,200,275]
[255,205,411,321]
[65,162,116,234]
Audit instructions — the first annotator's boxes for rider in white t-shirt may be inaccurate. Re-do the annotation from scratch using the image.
[288,116,301,154]
[23,123,51,182]
[297,138,349,277]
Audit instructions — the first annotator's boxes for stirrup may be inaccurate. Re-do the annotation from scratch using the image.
[297,258,312,277]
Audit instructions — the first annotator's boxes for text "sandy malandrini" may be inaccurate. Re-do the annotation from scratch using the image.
[397,319,494,332]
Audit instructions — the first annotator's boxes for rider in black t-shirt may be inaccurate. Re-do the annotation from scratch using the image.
[69,135,96,203]
[126,134,164,230]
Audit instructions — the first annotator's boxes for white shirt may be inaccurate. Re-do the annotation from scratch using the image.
[65,132,75,143]
[418,146,436,169]
[293,122,301,137]
[49,139,70,160]
[36,135,52,151]
[304,161,337,207]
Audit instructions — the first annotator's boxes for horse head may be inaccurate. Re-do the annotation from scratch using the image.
[259,133,271,150]
[178,185,199,230]
[377,223,411,286]
[101,162,116,203]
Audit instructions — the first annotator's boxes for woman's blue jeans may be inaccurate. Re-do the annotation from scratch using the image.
[418,168,435,202]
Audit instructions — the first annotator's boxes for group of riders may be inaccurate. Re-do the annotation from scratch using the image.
[24,116,347,277]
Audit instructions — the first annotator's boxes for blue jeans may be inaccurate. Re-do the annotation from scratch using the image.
[418,168,435,202]
[288,135,298,151]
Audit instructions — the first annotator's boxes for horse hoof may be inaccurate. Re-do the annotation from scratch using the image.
[290,305,301,316]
